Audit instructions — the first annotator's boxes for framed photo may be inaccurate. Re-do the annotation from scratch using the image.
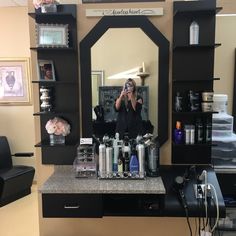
[37,60,56,81]
[36,24,69,48]
[0,58,31,105]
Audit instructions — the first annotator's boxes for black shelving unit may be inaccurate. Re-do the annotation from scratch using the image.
[29,5,80,165]
[172,0,220,164]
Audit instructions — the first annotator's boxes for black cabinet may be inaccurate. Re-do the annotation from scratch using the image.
[29,5,80,164]
[42,194,103,218]
[172,0,221,164]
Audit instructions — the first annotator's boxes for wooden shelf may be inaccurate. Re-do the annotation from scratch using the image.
[33,111,79,116]
[28,12,75,21]
[173,43,221,50]
[32,80,77,85]
[173,111,218,115]
[173,78,220,82]
[35,140,78,147]
[172,142,217,148]
[30,47,76,51]
[174,7,222,16]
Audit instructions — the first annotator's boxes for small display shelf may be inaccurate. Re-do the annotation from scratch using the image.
[30,47,76,51]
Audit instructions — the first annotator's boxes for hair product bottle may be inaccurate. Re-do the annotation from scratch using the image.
[174,121,183,144]
[189,21,199,45]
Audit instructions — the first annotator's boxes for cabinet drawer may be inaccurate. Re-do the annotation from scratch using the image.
[217,173,236,195]
[42,194,103,218]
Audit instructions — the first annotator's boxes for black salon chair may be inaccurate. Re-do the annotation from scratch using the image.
[0,136,35,207]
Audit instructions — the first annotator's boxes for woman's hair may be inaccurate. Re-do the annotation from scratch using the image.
[125,78,137,93]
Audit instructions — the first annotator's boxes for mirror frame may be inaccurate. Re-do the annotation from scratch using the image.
[80,16,169,146]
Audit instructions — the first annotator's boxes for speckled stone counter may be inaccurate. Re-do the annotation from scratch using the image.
[39,166,166,194]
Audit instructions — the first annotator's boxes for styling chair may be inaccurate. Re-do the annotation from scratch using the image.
[0,136,35,207]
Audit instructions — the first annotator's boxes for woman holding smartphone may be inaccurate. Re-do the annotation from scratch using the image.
[114,78,143,139]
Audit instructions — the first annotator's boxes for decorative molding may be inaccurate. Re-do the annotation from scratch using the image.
[86,8,164,17]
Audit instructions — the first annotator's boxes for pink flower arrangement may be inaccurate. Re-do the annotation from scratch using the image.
[33,0,59,9]
[45,117,70,136]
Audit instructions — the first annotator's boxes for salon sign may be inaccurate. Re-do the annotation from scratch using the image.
[86,8,163,17]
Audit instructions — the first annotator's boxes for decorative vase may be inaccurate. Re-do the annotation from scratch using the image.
[40,86,52,112]
[41,4,57,13]
[49,134,65,145]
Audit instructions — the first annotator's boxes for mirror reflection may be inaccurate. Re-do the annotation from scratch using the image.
[91,28,159,138]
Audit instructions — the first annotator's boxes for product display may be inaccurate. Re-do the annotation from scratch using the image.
[97,133,159,179]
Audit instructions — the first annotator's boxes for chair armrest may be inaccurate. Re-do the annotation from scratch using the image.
[11,152,34,157]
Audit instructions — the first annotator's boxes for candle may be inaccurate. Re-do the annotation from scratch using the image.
[142,62,145,73]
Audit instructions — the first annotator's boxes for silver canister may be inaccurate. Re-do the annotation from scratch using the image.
[106,146,113,178]
[190,125,195,145]
[184,125,191,145]
[98,143,106,178]
[137,143,145,178]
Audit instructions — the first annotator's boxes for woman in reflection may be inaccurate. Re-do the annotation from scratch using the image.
[114,78,143,139]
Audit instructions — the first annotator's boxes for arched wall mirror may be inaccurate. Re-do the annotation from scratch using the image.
[80,16,169,146]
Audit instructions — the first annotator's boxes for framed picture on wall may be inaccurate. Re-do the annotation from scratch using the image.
[36,24,69,48]
[0,58,31,105]
[37,60,56,81]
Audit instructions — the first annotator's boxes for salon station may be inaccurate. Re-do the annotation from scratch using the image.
[24,0,236,235]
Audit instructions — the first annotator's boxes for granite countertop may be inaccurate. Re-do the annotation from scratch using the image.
[39,166,166,194]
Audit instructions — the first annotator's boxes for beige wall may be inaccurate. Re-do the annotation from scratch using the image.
[214,15,236,115]
[0,7,36,170]
[26,1,236,236]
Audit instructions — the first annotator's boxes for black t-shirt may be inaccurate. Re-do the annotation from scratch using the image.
[114,95,143,139]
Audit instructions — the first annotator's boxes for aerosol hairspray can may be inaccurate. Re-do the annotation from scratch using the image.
[99,142,106,178]
[137,143,145,178]
[106,146,113,178]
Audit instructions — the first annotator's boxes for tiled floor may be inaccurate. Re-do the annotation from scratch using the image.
[0,184,39,236]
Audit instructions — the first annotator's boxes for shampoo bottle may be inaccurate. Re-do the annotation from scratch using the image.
[174,121,183,144]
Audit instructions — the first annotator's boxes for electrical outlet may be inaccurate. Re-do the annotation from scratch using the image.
[193,184,211,199]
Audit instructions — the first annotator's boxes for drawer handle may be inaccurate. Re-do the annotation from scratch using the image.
[64,205,80,209]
